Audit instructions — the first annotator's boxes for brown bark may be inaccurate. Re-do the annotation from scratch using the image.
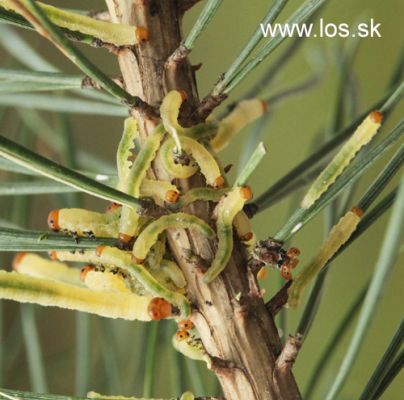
[105,1,301,399]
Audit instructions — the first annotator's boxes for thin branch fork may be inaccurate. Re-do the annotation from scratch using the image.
[276,334,303,372]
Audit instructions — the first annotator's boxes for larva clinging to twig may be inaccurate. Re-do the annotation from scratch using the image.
[210,99,268,152]
[301,111,384,209]
[288,207,363,307]
[204,186,253,283]
[96,246,191,317]
[132,213,216,264]
[13,252,83,286]
[160,136,224,187]
[47,208,120,238]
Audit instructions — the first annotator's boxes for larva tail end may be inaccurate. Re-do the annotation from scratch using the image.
[12,252,28,271]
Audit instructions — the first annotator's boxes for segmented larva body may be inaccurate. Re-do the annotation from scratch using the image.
[160,136,224,187]
[132,213,215,264]
[1,0,149,46]
[47,208,120,238]
[140,179,180,203]
[116,117,139,192]
[0,271,153,321]
[301,111,384,209]
[160,90,188,151]
[97,246,190,317]
[172,331,211,368]
[288,207,363,308]
[204,186,253,283]
[87,391,195,400]
[160,259,187,289]
[169,187,229,211]
[50,250,101,265]
[210,99,267,152]
[118,125,166,243]
[13,252,82,286]
[81,267,132,294]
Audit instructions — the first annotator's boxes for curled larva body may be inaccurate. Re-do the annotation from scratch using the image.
[211,99,267,152]
[160,136,224,187]
[140,179,180,203]
[301,111,383,209]
[0,271,152,321]
[83,269,131,293]
[132,213,215,263]
[97,246,190,317]
[47,208,120,238]
[160,90,188,151]
[169,187,229,210]
[288,207,363,308]
[172,332,211,368]
[13,253,82,286]
[159,259,187,289]
[204,186,252,283]
[159,138,198,178]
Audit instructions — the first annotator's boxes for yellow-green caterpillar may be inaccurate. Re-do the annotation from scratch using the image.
[0,270,152,321]
[13,252,82,286]
[0,0,149,46]
[288,207,363,307]
[47,208,120,238]
[210,99,268,152]
[301,111,384,209]
[132,213,216,263]
[160,136,224,187]
[204,186,253,283]
[172,331,211,368]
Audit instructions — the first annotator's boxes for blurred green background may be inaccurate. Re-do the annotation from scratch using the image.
[0,0,403,399]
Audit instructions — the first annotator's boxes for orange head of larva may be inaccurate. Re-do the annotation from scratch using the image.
[80,265,95,282]
[213,176,225,189]
[175,330,190,341]
[147,297,173,321]
[287,247,301,258]
[260,99,269,114]
[370,110,383,124]
[240,232,254,242]
[177,319,194,331]
[119,233,133,245]
[47,210,60,231]
[49,250,58,261]
[135,26,150,43]
[351,206,364,218]
[132,254,145,264]
[12,252,28,271]
[165,190,180,203]
[240,186,253,201]
[280,265,292,281]
[178,90,188,101]
[106,202,122,213]
[95,245,106,257]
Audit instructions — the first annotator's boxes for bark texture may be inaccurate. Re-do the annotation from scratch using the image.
[105,1,301,399]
